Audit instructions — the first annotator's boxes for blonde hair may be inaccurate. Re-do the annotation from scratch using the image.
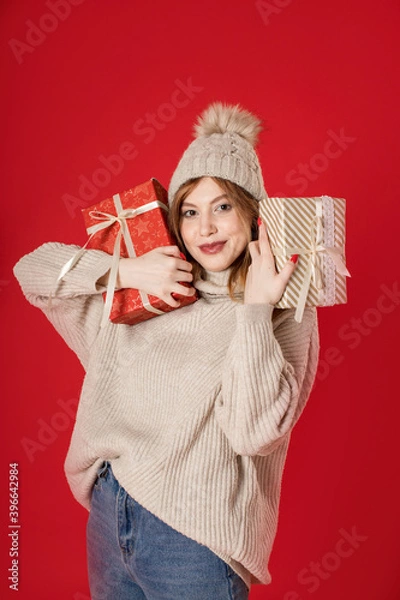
[168,177,259,301]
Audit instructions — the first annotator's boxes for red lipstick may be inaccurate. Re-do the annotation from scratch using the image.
[198,241,226,254]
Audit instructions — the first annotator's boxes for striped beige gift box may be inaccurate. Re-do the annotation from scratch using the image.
[259,195,351,323]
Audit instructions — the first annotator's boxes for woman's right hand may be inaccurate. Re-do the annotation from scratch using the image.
[115,246,195,307]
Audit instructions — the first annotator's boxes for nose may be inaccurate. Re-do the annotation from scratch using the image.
[199,212,217,237]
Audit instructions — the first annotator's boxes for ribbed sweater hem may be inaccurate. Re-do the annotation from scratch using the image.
[109,460,260,591]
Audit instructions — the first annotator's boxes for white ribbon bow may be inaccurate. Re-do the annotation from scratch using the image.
[271,197,351,323]
[52,194,169,328]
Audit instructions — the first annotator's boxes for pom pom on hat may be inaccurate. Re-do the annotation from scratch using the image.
[193,102,263,148]
[168,101,267,204]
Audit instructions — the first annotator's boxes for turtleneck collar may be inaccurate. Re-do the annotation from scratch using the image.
[194,268,244,300]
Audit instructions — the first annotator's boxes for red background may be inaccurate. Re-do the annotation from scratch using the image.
[1,1,399,598]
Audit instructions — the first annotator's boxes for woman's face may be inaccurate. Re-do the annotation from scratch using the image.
[179,177,250,272]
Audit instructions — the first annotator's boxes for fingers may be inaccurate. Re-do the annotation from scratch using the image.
[160,284,194,308]
[248,240,260,261]
[157,246,193,273]
[277,255,299,285]
[257,217,275,259]
[157,245,184,259]
[176,258,193,273]
[248,217,275,267]
[170,282,196,305]
[180,281,197,295]
[172,283,197,298]
[163,294,181,308]
[150,247,192,281]
[174,269,193,283]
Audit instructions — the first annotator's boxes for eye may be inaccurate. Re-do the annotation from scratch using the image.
[181,209,197,218]
[216,203,232,212]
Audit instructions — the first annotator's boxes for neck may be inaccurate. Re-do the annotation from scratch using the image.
[194,267,244,299]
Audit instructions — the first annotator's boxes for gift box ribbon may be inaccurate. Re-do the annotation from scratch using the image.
[270,196,351,323]
[51,194,169,328]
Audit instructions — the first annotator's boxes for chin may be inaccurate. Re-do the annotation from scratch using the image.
[203,266,229,273]
[196,258,232,272]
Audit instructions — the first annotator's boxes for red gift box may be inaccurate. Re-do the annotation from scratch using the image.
[81,178,197,325]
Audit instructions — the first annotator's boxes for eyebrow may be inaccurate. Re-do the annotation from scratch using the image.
[181,194,229,209]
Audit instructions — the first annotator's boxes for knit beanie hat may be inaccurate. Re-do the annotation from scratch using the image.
[168,102,267,204]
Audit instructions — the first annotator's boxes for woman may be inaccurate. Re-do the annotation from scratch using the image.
[14,102,320,599]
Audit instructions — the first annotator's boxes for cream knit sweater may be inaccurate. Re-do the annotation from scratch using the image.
[13,242,320,589]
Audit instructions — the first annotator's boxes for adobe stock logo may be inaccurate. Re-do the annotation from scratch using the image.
[285,128,357,195]
[315,281,399,386]
[20,397,78,463]
[8,0,86,65]
[61,77,204,218]
[283,525,368,599]
[0,279,11,292]
[256,0,294,26]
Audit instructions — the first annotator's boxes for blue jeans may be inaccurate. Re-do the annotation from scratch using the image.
[86,461,250,600]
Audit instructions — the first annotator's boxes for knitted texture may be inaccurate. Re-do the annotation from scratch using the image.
[168,102,267,204]
[13,243,320,589]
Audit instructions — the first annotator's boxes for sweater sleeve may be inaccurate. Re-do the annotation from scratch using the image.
[215,303,320,457]
[13,242,114,370]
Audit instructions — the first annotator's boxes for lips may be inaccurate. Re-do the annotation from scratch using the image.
[198,241,227,255]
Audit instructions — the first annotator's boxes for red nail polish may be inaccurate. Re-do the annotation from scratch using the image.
[257,217,263,226]
[171,293,180,300]
[290,254,299,264]
[179,252,186,260]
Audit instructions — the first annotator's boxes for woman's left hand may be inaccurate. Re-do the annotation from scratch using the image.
[244,218,298,306]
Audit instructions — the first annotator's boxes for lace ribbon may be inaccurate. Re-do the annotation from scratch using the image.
[271,197,351,323]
